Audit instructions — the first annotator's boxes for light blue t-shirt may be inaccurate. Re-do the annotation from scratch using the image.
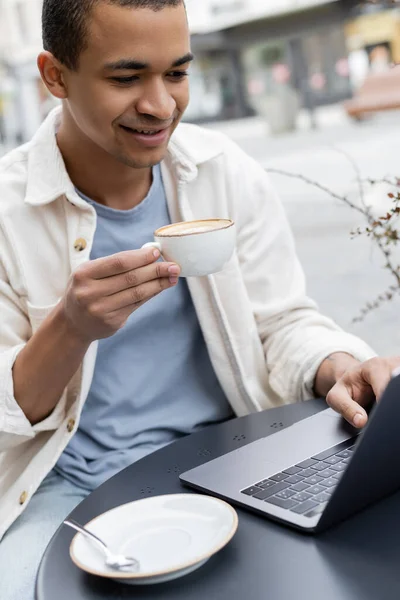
[55,165,233,491]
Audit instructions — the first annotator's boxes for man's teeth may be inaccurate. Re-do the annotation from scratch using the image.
[134,129,160,135]
[121,125,165,136]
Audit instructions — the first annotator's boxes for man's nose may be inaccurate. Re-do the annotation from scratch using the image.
[136,79,177,121]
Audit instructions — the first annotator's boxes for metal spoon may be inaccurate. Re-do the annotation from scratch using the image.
[64,518,140,573]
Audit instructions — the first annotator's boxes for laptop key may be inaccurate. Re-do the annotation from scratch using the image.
[291,492,313,503]
[314,492,331,503]
[318,469,337,479]
[290,482,310,493]
[241,486,263,496]
[283,466,303,475]
[296,459,318,469]
[285,475,304,485]
[265,496,299,510]
[312,438,358,461]
[304,475,323,486]
[331,463,347,472]
[269,473,289,482]
[255,479,272,487]
[336,450,352,459]
[258,480,277,490]
[253,482,290,500]
[309,462,327,472]
[275,489,297,500]
[290,499,320,514]
[332,472,343,480]
[323,455,342,466]
[319,478,337,488]
[305,485,325,495]
[299,468,318,478]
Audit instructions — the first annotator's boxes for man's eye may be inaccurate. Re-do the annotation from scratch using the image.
[168,71,189,80]
[110,76,139,84]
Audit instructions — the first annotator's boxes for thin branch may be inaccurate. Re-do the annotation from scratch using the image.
[365,176,398,187]
[353,285,400,323]
[329,145,369,213]
[266,167,364,214]
[267,166,400,321]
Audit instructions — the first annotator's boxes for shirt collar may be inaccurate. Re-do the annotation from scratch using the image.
[25,108,76,206]
[24,107,223,207]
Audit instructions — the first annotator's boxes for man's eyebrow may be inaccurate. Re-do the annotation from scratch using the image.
[104,59,148,71]
[172,53,194,68]
[104,53,194,71]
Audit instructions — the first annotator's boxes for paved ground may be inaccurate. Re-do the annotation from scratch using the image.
[206,107,400,355]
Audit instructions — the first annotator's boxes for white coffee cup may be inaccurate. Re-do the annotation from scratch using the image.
[142,219,236,277]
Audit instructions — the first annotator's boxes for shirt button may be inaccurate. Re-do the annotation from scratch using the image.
[74,238,87,252]
[67,418,76,433]
[19,491,28,505]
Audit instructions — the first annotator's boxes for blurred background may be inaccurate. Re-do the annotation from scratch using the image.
[1,0,399,140]
[1,0,400,354]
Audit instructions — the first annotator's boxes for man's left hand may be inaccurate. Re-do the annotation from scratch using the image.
[317,354,400,429]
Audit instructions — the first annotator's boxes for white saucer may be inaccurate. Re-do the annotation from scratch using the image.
[69,493,238,585]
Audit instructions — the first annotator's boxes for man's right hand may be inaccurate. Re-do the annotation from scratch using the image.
[61,247,180,343]
[13,247,179,425]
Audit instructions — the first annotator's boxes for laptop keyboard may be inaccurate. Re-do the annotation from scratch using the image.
[240,438,357,518]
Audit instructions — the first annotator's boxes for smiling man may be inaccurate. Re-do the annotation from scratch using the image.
[47,0,193,209]
[0,1,399,598]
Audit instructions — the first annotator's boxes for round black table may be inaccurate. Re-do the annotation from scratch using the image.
[36,400,400,600]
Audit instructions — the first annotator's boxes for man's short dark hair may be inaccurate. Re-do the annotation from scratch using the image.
[42,0,184,70]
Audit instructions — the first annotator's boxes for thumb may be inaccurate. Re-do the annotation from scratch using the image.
[326,380,369,429]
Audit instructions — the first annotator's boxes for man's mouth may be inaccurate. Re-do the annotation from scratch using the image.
[118,124,171,148]
[119,125,168,136]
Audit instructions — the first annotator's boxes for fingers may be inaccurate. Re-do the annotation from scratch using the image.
[88,248,162,279]
[326,357,400,429]
[99,276,175,313]
[326,381,369,429]
[94,260,180,297]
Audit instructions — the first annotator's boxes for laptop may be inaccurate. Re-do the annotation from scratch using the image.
[180,372,400,533]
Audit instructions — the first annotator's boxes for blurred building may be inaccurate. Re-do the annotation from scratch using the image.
[345,3,400,89]
[185,0,360,125]
[0,0,55,144]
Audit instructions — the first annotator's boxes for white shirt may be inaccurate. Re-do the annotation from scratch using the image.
[0,108,376,538]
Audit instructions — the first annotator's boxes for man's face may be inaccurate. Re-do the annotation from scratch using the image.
[62,3,191,169]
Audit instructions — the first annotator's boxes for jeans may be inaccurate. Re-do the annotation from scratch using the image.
[0,470,89,600]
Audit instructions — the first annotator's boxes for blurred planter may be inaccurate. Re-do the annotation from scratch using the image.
[253,86,300,134]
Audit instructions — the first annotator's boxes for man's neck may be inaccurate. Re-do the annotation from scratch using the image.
[57,110,153,211]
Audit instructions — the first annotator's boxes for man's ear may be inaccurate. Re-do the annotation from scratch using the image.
[37,51,68,100]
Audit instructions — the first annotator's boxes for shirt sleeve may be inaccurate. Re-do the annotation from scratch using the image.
[0,256,66,451]
[222,137,376,403]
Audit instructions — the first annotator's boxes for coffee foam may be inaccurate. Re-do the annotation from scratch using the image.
[156,219,232,237]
